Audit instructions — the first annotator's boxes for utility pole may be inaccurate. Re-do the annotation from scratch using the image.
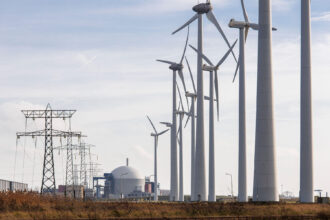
[16,104,82,194]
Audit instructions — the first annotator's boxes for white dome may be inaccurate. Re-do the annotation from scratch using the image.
[111,166,143,180]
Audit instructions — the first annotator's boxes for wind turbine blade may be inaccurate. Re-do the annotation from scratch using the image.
[206,10,238,63]
[184,115,190,128]
[176,83,185,113]
[232,59,240,83]
[216,39,238,68]
[158,129,169,136]
[146,116,157,134]
[185,57,196,94]
[184,102,193,128]
[160,122,171,127]
[156,60,176,65]
[178,70,187,94]
[172,14,198,35]
[189,44,213,66]
[241,0,249,23]
[245,27,249,42]
[214,70,220,121]
[180,26,190,64]
[178,69,190,112]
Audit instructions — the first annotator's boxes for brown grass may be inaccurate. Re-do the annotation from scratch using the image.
[0,192,328,219]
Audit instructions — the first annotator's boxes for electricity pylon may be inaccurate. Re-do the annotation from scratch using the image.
[16,104,82,194]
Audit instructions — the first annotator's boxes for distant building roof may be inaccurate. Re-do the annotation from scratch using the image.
[111,166,143,180]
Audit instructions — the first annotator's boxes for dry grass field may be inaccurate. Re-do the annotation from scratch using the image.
[0,192,329,219]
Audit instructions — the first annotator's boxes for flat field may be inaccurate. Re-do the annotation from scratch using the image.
[0,192,329,219]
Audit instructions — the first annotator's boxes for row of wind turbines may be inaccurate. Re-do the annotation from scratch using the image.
[147,0,314,203]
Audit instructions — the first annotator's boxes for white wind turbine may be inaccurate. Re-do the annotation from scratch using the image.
[146,116,169,202]
[253,0,278,202]
[229,0,277,202]
[228,0,258,203]
[157,27,189,201]
[184,57,197,201]
[172,0,237,201]
[176,83,191,202]
[190,40,238,202]
[300,0,313,203]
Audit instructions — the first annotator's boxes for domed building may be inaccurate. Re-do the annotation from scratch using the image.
[110,165,145,196]
[94,160,149,199]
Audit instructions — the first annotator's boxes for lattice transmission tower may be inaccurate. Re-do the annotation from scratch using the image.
[16,104,82,194]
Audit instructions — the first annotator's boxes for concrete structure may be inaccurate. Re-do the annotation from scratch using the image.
[111,166,145,197]
[300,0,314,203]
[93,165,145,199]
[252,0,278,202]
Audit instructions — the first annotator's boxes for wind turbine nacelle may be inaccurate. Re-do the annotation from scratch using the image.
[193,3,212,14]
[202,64,215,72]
[151,133,156,137]
[186,92,197,98]
[228,19,247,28]
[169,63,183,71]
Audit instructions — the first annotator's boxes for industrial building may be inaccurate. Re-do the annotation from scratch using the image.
[93,162,156,200]
[57,185,85,199]
[0,179,28,192]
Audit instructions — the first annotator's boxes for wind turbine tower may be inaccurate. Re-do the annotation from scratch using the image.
[300,0,313,203]
[229,0,258,203]
[253,0,278,202]
[184,57,197,201]
[173,0,236,201]
[157,28,189,201]
[190,41,237,202]
[147,116,169,202]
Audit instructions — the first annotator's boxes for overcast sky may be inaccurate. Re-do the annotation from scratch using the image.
[0,0,330,197]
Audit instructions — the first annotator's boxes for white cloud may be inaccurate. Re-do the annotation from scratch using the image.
[312,12,330,22]
[272,0,295,11]
[91,0,232,15]
[132,145,153,161]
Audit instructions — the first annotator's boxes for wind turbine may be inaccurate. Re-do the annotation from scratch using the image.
[190,40,237,202]
[300,0,313,203]
[146,116,169,202]
[172,0,237,201]
[253,0,278,202]
[176,83,190,202]
[157,27,189,201]
[184,57,197,201]
[229,0,277,202]
[228,0,258,203]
